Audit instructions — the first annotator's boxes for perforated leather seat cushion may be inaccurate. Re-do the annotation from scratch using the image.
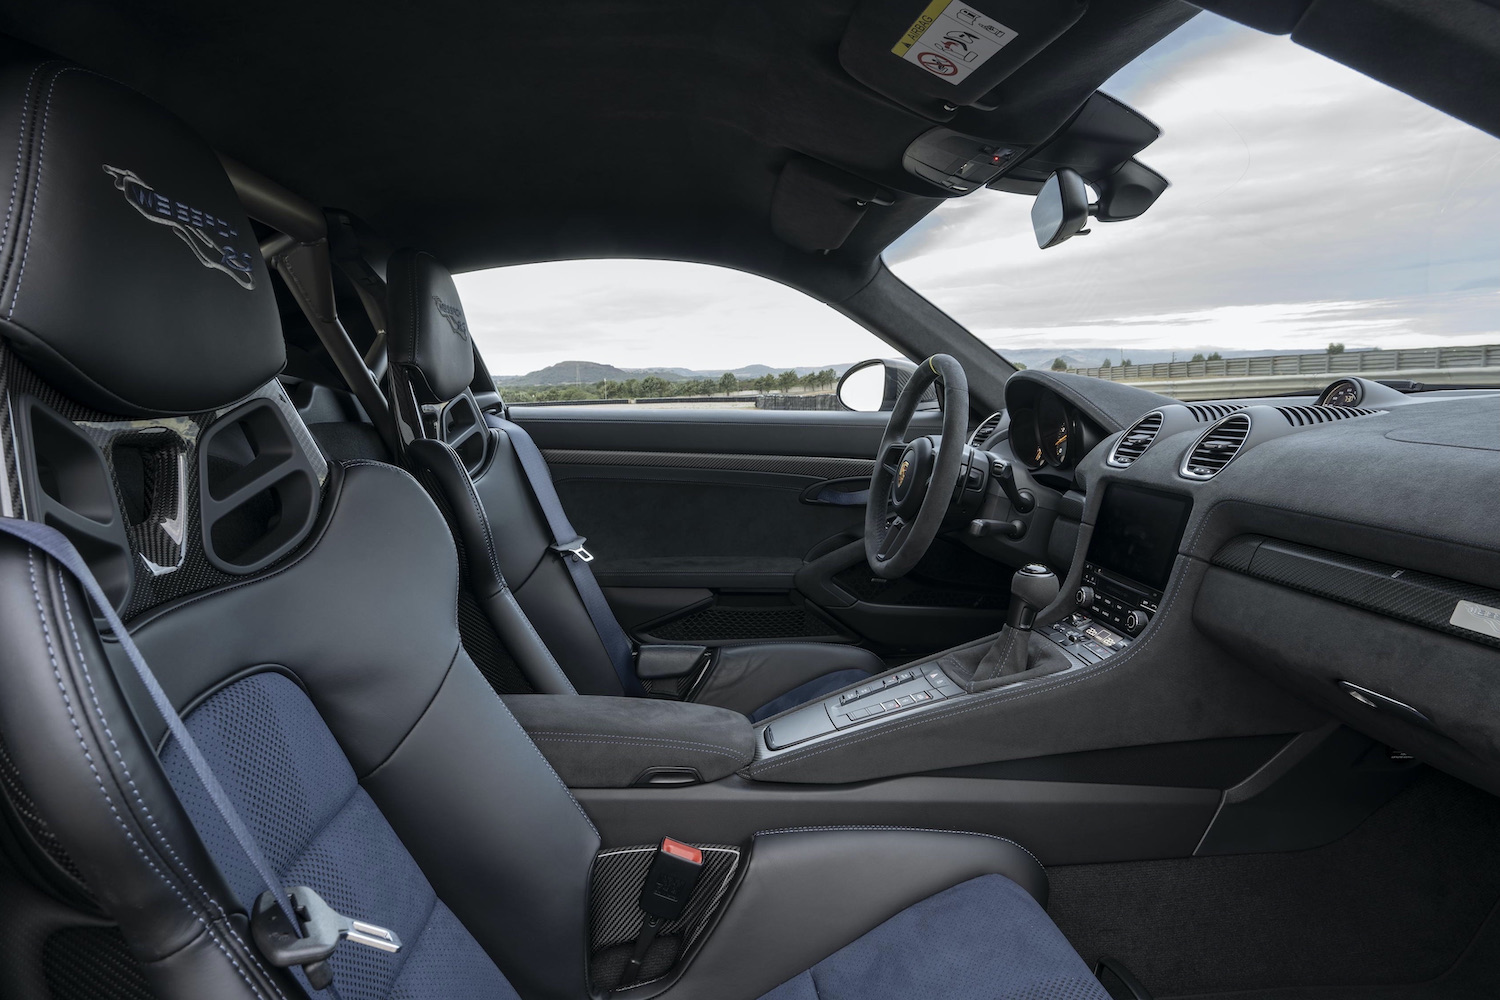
[160,672,518,1000]
[759,874,1110,1000]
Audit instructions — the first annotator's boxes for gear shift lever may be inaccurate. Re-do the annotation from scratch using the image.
[968,563,1060,687]
[1007,563,1059,632]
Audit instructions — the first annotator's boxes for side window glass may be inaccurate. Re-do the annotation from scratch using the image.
[452,260,893,409]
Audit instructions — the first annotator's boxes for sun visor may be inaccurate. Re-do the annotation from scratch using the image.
[770,158,894,253]
[839,0,1088,120]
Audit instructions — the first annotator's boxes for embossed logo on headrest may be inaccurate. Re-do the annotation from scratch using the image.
[433,296,470,341]
[103,165,255,289]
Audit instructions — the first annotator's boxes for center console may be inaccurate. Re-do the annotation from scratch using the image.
[1045,484,1192,663]
[760,483,1194,754]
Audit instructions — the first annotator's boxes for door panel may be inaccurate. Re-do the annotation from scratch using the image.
[512,405,1005,655]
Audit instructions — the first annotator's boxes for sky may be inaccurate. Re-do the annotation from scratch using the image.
[455,12,1499,376]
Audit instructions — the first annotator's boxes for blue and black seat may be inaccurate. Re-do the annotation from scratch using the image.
[0,49,1111,1000]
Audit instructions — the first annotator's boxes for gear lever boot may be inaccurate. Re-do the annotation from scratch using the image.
[968,564,1060,686]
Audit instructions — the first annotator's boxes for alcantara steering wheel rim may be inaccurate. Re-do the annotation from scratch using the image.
[864,354,969,579]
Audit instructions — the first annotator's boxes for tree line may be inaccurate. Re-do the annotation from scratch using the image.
[503,368,841,403]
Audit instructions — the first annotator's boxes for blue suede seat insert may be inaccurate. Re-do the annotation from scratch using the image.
[758,874,1111,1000]
[160,671,518,1000]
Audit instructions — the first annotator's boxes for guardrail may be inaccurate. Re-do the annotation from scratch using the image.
[1069,345,1500,400]
[1074,344,1500,381]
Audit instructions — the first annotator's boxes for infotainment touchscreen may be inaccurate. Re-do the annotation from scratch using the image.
[1085,484,1192,592]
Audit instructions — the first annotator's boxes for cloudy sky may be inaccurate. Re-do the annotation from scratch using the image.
[456,12,1499,376]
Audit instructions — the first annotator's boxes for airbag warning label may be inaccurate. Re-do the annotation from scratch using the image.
[892,0,1017,85]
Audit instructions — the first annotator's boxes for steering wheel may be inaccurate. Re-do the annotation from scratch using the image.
[864,354,969,579]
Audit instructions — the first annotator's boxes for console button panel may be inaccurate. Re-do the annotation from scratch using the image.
[1043,612,1133,663]
[828,665,964,728]
[762,664,968,750]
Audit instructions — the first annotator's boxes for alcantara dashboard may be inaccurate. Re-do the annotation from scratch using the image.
[964,369,1500,797]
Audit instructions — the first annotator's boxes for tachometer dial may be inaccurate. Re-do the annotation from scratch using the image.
[1009,408,1044,468]
[1318,379,1363,407]
[1038,395,1074,468]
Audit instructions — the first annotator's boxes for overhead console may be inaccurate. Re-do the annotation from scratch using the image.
[839,0,1088,120]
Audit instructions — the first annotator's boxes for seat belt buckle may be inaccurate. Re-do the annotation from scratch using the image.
[639,838,703,921]
[551,536,594,563]
[251,886,402,990]
[619,838,704,988]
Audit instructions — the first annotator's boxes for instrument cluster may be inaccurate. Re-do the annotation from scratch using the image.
[1006,390,1090,472]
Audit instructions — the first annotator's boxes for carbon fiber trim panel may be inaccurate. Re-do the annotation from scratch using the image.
[646,604,842,642]
[1211,535,1500,650]
[0,342,328,620]
[589,844,739,991]
[543,449,873,480]
[42,927,154,1000]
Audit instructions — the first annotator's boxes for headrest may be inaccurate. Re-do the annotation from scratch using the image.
[386,248,475,403]
[0,51,284,416]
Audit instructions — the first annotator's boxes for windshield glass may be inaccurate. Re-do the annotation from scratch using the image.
[884,12,1500,393]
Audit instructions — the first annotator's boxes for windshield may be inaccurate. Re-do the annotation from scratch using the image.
[884,12,1500,394]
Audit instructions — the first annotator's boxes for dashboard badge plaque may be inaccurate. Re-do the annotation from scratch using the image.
[1451,600,1500,640]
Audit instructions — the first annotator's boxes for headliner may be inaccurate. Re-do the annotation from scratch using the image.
[0,0,1195,283]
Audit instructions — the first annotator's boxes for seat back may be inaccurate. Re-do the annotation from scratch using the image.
[0,48,597,1000]
[385,249,630,696]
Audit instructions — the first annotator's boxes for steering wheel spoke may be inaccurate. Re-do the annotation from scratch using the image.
[862,354,969,579]
[876,516,909,562]
[879,442,905,476]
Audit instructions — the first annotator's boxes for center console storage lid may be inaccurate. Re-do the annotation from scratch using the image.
[502,695,754,788]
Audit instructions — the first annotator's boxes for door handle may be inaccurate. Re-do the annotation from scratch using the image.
[800,477,870,506]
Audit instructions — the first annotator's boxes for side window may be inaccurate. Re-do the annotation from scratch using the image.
[451,260,893,409]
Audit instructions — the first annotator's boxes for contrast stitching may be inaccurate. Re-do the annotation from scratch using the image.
[56,577,289,1000]
[26,553,274,1000]
[0,62,47,271]
[11,66,100,316]
[487,692,599,837]
[527,733,744,761]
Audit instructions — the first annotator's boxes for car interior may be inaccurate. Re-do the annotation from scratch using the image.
[0,2,1496,1000]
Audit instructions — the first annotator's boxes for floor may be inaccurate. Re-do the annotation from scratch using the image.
[1048,770,1500,999]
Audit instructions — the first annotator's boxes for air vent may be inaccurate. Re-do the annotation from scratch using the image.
[1181,413,1251,480]
[1274,405,1381,427]
[1184,402,1244,423]
[1107,411,1163,467]
[968,412,1003,446]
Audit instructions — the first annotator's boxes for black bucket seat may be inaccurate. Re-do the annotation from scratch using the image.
[0,47,1111,1000]
[384,249,882,720]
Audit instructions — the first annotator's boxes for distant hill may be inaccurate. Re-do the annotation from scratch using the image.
[495,360,856,386]
[494,361,686,386]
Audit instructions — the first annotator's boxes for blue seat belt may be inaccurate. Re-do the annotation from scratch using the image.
[0,518,302,933]
[486,416,645,697]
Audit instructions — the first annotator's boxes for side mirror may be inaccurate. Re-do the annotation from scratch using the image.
[1031,168,1091,249]
[836,359,940,412]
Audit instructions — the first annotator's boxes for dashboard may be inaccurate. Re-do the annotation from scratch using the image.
[962,367,1500,800]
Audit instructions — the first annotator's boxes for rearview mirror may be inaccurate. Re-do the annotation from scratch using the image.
[1031,168,1091,249]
